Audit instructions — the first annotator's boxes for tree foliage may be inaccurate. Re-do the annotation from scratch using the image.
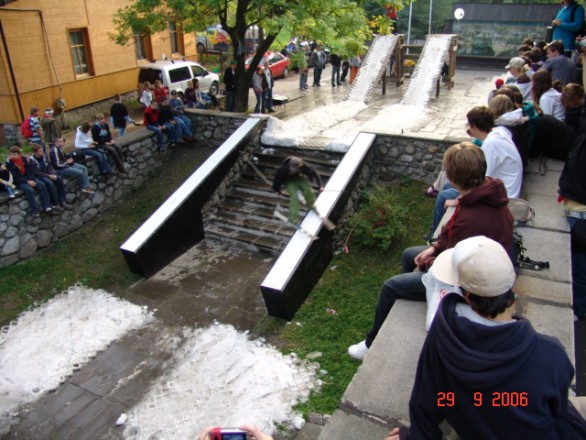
[111,0,408,111]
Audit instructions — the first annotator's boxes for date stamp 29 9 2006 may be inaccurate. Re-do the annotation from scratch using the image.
[437,391,529,408]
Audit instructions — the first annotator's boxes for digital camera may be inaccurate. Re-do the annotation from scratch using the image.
[210,427,249,440]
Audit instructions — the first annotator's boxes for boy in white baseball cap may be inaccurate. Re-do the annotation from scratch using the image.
[385,236,586,440]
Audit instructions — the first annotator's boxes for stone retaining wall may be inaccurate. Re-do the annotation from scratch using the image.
[371,134,455,185]
[1,112,453,268]
[0,111,247,268]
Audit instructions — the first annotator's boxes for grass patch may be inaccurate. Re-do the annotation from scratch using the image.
[273,180,434,416]
[0,146,213,325]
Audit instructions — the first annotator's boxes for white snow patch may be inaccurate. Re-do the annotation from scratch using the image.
[261,102,367,146]
[122,324,321,439]
[0,286,153,432]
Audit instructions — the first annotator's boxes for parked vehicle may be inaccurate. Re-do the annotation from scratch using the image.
[245,52,290,78]
[196,25,230,53]
[137,60,220,97]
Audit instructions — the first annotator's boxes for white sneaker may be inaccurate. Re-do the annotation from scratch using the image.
[348,340,369,360]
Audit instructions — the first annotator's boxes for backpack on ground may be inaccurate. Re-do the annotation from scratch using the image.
[20,116,33,138]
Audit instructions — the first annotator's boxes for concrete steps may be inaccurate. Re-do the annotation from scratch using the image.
[315,158,575,440]
[205,148,342,254]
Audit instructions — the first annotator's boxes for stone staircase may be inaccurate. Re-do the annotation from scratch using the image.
[205,147,343,254]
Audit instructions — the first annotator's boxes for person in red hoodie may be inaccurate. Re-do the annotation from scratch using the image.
[348,142,514,360]
[152,79,168,103]
[6,145,52,216]
[143,101,177,150]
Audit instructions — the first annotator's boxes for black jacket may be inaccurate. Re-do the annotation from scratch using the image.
[400,294,586,439]
[91,122,113,145]
[223,68,238,91]
[272,156,323,194]
[559,133,586,205]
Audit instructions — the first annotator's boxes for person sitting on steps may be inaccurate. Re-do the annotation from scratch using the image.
[348,142,514,361]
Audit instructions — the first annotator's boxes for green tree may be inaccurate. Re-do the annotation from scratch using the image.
[112,0,407,112]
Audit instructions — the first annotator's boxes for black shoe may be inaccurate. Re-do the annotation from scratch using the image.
[268,109,275,113]
[60,202,73,211]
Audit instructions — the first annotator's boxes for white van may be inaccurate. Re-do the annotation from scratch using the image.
[137,60,220,98]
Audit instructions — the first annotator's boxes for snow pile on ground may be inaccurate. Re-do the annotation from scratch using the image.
[0,286,153,433]
[123,323,321,440]
[261,101,367,147]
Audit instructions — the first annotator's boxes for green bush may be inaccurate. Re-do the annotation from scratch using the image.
[349,184,410,250]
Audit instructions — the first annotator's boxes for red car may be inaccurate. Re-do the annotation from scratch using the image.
[245,52,290,78]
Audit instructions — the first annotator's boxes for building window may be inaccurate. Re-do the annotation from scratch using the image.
[68,29,93,76]
[169,22,184,54]
[135,33,153,61]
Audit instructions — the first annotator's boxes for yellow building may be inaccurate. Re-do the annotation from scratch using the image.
[0,0,196,125]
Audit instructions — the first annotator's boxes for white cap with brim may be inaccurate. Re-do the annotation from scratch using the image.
[505,57,526,69]
[432,236,515,297]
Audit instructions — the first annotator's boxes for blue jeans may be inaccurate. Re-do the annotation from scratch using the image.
[37,175,66,205]
[331,65,340,85]
[432,183,460,231]
[262,88,273,112]
[313,66,323,85]
[76,148,111,173]
[225,89,236,112]
[56,163,90,189]
[299,71,308,89]
[17,179,50,213]
[173,115,193,138]
[254,91,262,113]
[568,217,586,319]
[365,245,428,347]
[147,123,176,148]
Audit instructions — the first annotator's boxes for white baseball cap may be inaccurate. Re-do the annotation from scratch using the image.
[432,236,515,297]
[505,57,526,69]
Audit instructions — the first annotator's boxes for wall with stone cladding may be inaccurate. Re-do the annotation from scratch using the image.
[0,112,248,268]
[371,134,455,185]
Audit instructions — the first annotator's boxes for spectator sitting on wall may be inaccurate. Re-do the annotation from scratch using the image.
[542,40,579,86]
[6,145,52,216]
[143,101,177,150]
[0,163,16,199]
[29,143,73,211]
[139,81,153,108]
[91,113,128,174]
[168,91,194,141]
[193,78,218,109]
[74,121,113,175]
[184,80,197,108]
[153,79,168,104]
[49,137,94,194]
[40,107,61,148]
